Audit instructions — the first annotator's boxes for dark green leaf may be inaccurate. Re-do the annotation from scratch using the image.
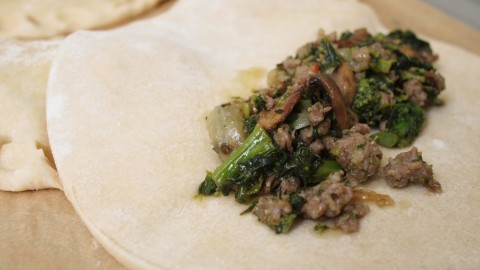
[288,193,306,214]
[198,172,217,195]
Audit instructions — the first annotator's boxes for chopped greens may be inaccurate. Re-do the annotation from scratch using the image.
[372,103,425,147]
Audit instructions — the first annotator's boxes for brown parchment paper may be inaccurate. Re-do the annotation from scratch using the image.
[0,189,127,270]
[1,1,478,269]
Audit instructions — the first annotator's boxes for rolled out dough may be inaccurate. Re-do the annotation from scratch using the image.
[0,38,60,191]
[46,0,480,269]
[0,0,163,39]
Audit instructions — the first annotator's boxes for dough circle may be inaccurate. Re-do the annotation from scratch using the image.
[0,0,163,39]
[47,0,480,269]
[0,38,60,191]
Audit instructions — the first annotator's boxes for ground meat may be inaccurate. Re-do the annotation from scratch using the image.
[307,102,332,126]
[332,63,356,106]
[253,197,292,227]
[301,193,327,219]
[425,70,446,92]
[403,79,428,106]
[334,201,370,233]
[279,176,300,197]
[383,147,441,192]
[380,91,396,108]
[299,127,314,144]
[330,126,383,185]
[300,172,353,219]
[349,123,370,135]
[350,47,371,72]
[309,139,324,155]
[259,174,278,195]
[273,124,293,152]
[296,42,316,60]
[316,118,332,136]
[322,183,354,217]
[264,95,275,110]
[282,56,301,74]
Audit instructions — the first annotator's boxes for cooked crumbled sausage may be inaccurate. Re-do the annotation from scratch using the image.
[335,201,370,233]
[273,124,293,152]
[322,183,354,217]
[384,147,440,192]
[351,47,371,72]
[253,197,292,226]
[299,127,314,144]
[309,139,325,155]
[301,194,327,219]
[316,118,332,136]
[279,176,300,197]
[331,126,383,185]
[264,95,275,110]
[259,174,276,195]
[300,172,353,219]
[349,123,370,135]
[404,79,427,106]
[307,102,332,126]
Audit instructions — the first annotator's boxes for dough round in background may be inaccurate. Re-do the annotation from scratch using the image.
[47,0,480,269]
[0,0,163,39]
[0,38,60,191]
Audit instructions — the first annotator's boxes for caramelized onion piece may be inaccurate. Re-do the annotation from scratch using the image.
[352,189,395,207]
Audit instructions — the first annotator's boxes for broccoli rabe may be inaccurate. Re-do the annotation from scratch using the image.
[372,103,425,147]
[206,124,275,192]
[351,74,395,126]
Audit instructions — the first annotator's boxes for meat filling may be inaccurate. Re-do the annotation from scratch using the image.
[383,147,441,192]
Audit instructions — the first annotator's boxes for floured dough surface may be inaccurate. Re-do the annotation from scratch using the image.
[0,0,163,39]
[0,38,60,191]
[47,0,480,269]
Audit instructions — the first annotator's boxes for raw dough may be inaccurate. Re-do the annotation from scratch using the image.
[46,0,480,269]
[0,0,163,39]
[0,38,60,191]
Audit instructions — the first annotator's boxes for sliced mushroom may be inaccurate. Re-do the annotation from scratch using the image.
[332,62,356,106]
[308,73,350,131]
[257,81,306,131]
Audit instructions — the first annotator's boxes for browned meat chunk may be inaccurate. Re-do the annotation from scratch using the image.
[253,197,292,227]
[300,172,353,219]
[383,147,441,192]
[335,201,370,233]
[322,183,354,217]
[403,79,427,106]
[351,47,371,72]
[307,102,332,126]
[309,139,325,155]
[329,124,383,185]
[273,124,293,152]
[279,176,300,197]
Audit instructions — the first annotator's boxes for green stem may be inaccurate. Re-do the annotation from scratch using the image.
[212,125,275,188]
